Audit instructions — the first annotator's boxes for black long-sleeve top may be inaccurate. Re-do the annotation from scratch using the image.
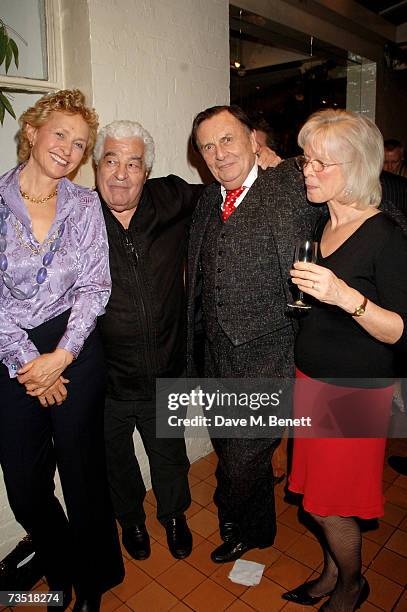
[295,213,407,383]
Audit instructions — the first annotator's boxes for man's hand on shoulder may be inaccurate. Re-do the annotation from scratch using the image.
[256,146,282,170]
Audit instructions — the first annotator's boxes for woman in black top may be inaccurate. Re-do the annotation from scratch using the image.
[283,109,407,612]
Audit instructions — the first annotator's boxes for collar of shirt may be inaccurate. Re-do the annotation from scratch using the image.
[220,162,258,212]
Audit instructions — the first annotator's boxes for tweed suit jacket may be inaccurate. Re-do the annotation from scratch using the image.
[186,159,321,375]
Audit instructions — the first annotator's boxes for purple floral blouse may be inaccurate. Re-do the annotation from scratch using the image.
[0,165,111,377]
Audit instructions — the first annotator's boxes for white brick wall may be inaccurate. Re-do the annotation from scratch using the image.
[1,0,228,561]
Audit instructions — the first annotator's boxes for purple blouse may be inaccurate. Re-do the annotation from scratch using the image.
[0,165,111,377]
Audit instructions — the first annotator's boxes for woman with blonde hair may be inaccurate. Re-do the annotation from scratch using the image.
[283,109,407,611]
[0,89,124,611]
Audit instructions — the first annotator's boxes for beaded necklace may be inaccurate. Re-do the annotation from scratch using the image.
[0,194,64,300]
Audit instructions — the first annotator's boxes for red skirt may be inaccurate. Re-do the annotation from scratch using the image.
[288,369,393,519]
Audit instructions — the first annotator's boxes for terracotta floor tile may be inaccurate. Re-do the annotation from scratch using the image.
[145,488,157,507]
[393,589,407,612]
[183,578,236,611]
[188,508,219,538]
[210,562,250,596]
[185,539,219,576]
[146,514,166,541]
[189,458,215,481]
[364,568,403,610]
[156,559,206,598]
[385,485,407,510]
[400,515,407,532]
[188,473,201,488]
[144,499,156,517]
[240,545,281,568]
[171,603,194,611]
[126,581,178,611]
[385,529,407,557]
[383,464,400,483]
[240,576,286,611]
[394,475,407,490]
[112,561,151,601]
[370,547,407,586]
[191,480,215,506]
[100,591,122,612]
[264,554,314,590]
[278,505,307,534]
[134,541,177,578]
[205,472,218,487]
[204,451,218,465]
[274,524,303,553]
[274,480,287,499]
[286,534,323,569]
[112,606,131,612]
[206,500,218,515]
[275,495,288,517]
[225,600,256,611]
[382,501,407,527]
[208,529,223,546]
[185,499,203,519]
[363,520,395,545]
[362,538,381,566]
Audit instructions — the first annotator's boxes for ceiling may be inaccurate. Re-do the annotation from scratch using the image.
[354,1,407,26]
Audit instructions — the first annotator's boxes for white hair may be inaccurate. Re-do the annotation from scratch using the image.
[93,119,155,171]
[298,109,384,208]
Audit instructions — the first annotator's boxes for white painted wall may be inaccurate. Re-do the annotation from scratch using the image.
[0,0,228,560]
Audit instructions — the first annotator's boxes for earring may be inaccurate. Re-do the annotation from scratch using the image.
[343,187,353,197]
[29,141,33,148]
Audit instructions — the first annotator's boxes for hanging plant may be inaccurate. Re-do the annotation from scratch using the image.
[0,19,26,125]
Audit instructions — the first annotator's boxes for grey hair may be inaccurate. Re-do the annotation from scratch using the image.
[298,109,383,208]
[93,119,155,171]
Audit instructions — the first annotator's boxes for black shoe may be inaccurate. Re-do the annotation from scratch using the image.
[164,515,192,559]
[72,594,101,612]
[211,540,255,563]
[220,521,239,543]
[122,524,151,560]
[388,455,407,475]
[282,579,334,606]
[319,578,370,612]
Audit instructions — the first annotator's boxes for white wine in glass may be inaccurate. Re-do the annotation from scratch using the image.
[287,239,318,310]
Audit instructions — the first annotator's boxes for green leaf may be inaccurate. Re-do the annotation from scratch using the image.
[9,38,18,69]
[0,101,5,126]
[0,92,16,119]
[0,31,7,66]
[5,43,12,73]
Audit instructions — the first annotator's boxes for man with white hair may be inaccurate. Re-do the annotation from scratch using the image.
[93,120,202,561]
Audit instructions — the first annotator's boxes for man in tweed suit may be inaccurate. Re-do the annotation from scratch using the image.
[187,105,320,563]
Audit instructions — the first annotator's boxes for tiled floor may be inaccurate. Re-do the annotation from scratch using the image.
[8,439,407,611]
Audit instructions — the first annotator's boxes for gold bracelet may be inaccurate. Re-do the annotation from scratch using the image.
[352,296,368,317]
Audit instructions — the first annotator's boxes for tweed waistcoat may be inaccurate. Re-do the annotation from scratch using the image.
[200,183,288,347]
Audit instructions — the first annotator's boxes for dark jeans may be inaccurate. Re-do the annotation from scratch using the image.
[0,311,124,595]
[104,396,191,528]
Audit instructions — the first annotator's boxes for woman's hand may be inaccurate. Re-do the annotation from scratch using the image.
[256,146,282,170]
[17,348,74,396]
[37,376,70,407]
[290,261,356,310]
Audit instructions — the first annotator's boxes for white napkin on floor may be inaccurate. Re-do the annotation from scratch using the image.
[228,559,265,586]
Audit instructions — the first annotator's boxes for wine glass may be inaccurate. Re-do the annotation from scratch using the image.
[287,239,318,310]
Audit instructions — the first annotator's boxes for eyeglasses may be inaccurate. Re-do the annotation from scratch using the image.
[295,156,352,173]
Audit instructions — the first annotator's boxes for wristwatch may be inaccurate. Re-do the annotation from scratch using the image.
[352,296,368,317]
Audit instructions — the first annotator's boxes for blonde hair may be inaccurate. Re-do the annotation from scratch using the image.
[298,109,383,208]
[18,89,99,163]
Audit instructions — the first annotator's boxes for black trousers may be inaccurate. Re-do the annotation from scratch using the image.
[0,311,124,595]
[104,396,191,528]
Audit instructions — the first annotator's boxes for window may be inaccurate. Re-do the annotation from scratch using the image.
[0,0,62,173]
